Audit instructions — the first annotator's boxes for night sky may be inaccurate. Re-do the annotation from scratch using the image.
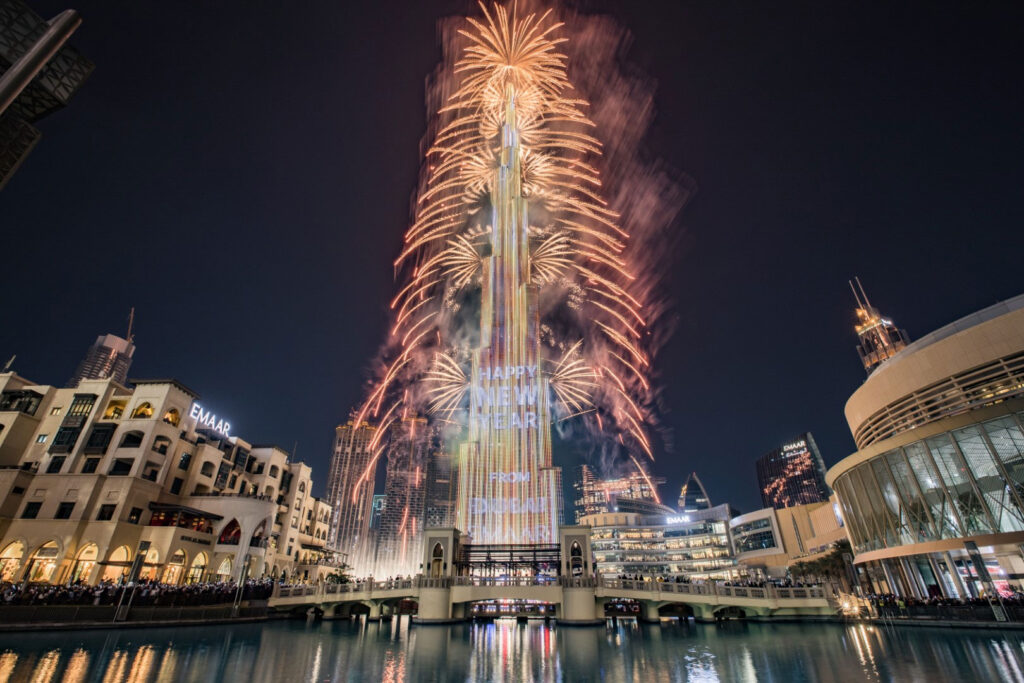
[4,1,1023,513]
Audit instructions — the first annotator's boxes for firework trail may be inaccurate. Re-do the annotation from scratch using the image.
[356,0,692,487]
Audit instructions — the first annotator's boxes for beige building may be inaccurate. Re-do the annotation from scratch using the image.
[730,499,847,578]
[827,293,1024,598]
[0,371,337,587]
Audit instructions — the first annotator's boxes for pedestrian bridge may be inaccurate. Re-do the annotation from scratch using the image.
[268,576,837,623]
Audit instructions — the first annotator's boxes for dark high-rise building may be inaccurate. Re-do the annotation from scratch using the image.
[369,494,386,532]
[0,1,93,189]
[850,277,910,375]
[757,433,830,509]
[67,333,135,388]
[572,462,665,523]
[424,448,455,529]
[324,421,378,572]
[375,417,436,576]
[678,472,711,513]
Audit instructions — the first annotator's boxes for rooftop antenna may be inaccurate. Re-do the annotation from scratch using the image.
[848,278,864,308]
[2,355,14,372]
[126,307,135,343]
[855,276,872,308]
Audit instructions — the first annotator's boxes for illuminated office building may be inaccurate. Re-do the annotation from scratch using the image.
[850,277,910,375]
[757,433,830,509]
[573,463,666,523]
[375,418,435,576]
[678,471,711,513]
[324,420,377,571]
[68,332,135,388]
[584,504,740,580]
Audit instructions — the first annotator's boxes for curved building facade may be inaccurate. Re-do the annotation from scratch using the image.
[828,294,1024,598]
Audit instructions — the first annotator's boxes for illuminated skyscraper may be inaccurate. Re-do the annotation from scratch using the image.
[363,5,660,551]
[757,433,830,510]
[850,277,910,375]
[376,417,435,575]
[67,332,135,388]
[572,463,665,523]
[678,472,711,513]
[324,421,378,570]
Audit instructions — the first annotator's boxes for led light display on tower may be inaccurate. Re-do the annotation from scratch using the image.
[356,2,664,547]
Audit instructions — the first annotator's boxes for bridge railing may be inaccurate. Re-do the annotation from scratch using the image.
[598,578,826,600]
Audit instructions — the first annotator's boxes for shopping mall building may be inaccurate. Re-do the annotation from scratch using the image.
[0,372,334,586]
[583,503,741,580]
[827,293,1024,598]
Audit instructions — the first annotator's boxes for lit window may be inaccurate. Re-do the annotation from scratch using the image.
[50,407,62,416]
[36,434,47,444]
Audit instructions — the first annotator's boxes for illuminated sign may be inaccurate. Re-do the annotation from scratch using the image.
[665,515,691,525]
[782,440,807,453]
[189,403,231,437]
[472,365,539,431]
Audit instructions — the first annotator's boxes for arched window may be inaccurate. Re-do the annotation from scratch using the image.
[162,408,181,426]
[71,543,98,583]
[264,486,276,499]
[151,435,172,455]
[119,430,144,448]
[298,482,306,493]
[200,461,215,477]
[430,542,444,577]
[163,549,186,585]
[101,545,131,582]
[103,400,126,420]
[569,541,584,578]
[218,519,241,545]
[269,465,280,478]
[216,557,232,579]
[25,541,60,583]
[140,547,160,581]
[186,552,207,584]
[0,541,25,582]
[130,402,154,419]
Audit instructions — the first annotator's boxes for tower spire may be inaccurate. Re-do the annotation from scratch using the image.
[850,278,910,374]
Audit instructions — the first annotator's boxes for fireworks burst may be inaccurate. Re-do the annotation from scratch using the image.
[356,0,690,482]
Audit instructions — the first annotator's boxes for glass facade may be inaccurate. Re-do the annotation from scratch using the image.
[732,518,778,554]
[590,513,738,579]
[834,411,1024,554]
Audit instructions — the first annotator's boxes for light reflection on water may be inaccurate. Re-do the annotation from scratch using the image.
[0,617,1023,682]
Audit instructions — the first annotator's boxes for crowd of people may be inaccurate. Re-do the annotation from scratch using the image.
[0,578,275,607]
[869,592,1024,610]
[614,574,822,588]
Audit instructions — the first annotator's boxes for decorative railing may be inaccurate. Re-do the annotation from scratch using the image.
[272,576,827,602]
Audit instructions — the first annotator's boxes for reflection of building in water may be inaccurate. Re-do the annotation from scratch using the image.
[757,433,830,509]
[830,292,1024,599]
[583,504,740,580]
[573,463,666,522]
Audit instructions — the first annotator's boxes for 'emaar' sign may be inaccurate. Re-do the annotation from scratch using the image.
[189,403,231,437]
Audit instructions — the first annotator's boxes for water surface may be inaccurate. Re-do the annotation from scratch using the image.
[1,617,1022,682]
